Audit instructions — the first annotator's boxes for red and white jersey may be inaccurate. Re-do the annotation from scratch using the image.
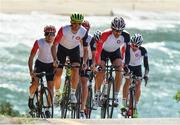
[54,25,87,49]
[95,29,130,63]
[102,30,125,52]
[31,38,53,63]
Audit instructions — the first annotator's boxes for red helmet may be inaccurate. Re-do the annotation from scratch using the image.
[82,20,90,30]
[44,25,56,33]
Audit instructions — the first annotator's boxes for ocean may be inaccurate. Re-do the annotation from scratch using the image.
[0,11,180,118]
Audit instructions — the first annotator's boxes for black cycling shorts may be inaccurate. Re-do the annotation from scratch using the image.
[128,65,142,77]
[34,59,54,81]
[57,44,80,68]
[101,48,121,63]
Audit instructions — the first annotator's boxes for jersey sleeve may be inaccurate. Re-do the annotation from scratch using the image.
[123,32,130,65]
[82,31,88,47]
[30,40,39,55]
[90,37,96,52]
[54,27,63,45]
[140,47,149,72]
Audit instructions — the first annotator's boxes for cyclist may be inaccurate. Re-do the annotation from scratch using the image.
[28,25,56,117]
[93,16,130,109]
[51,13,89,105]
[79,20,96,118]
[121,33,149,118]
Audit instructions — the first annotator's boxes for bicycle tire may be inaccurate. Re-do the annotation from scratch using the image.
[85,86,93,118]
[107,78,115,118]
[60,78,71,118]
[75,82,82,119]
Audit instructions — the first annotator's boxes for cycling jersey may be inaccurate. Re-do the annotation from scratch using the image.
[54,25,88,49]
[31,38,53,63]
[129,46,149,71]
[80,34,96,59]
[95,29,130,64]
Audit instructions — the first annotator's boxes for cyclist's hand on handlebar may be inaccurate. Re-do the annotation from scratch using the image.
[144,75,149,87]
[90,63,96,72]
[53,59,59,68]
[30,71,36,79]
[123,65,130,74]
[82,63,87,70]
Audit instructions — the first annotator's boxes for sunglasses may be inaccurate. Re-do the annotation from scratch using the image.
[112,29,123,33]
[45,32,55,36]
[71,21,82,25]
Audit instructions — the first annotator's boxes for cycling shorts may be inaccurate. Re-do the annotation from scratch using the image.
[34,59,54,81]
[57,44,80,68]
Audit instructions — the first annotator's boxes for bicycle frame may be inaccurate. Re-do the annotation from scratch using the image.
[122,73,139,118]
[101,58,118,118]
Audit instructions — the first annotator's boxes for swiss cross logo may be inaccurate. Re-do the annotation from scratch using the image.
[117,40,121,44]
[75,36,81,40]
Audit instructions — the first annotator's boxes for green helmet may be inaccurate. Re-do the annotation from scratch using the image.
[70,13,84,23]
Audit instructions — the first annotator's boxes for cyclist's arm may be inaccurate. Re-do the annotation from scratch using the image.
[82,31,89,64]
[51,27,63,61]
[143,49,149,76]
[123,31,131,66]
[90,38,96,65]
[28,40,39,74]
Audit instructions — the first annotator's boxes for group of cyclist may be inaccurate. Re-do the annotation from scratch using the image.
[28,13,149,119]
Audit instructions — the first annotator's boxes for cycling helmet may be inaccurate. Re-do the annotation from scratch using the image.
[70,13,84,23]
[93,30,102,41]
[82,20,90,30]
[44,25,56,33]
[111,16,126,31]
[131,33,143,46]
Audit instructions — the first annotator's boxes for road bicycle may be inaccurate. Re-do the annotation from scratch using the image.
[29,72,54,118]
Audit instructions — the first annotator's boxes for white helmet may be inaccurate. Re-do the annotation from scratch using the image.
[93,30,102,41]
[111,17,126,31]
[131,33,143,46]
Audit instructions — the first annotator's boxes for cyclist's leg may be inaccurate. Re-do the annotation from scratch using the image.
[133,65,142,106]
[29,60,41,109]
[69,46,80,103]
[55,45,67,92]
[95,49,107,94]
[80,58,89,113]
[54,45,66,104]
[111,49,123,105]
[122,78,131,107]
[45,63,55,105]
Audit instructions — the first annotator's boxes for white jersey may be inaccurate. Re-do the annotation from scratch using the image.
[129,47,147,66]
[37,39,53,63]
[80,34,93,59]
[55,25,87,49]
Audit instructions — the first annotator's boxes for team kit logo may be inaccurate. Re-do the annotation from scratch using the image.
[117,40,121,44]
[75,36,81,40]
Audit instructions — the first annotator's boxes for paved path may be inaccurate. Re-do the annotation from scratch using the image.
[0,118,180,125]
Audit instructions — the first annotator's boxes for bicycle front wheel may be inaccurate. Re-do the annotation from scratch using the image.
[41,87,54,118]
